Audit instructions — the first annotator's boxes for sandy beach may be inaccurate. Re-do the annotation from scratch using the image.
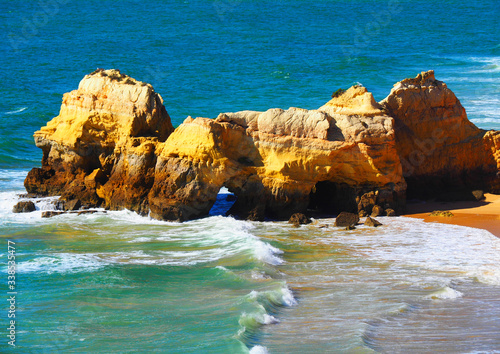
[405,193,500,237]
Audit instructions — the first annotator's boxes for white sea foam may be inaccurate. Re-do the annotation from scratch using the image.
[466,95,500,121]
[253,240,284,265]
[440,76,499,83]
[238,286,294,345]
[218,187,231,194]
[437,55,499,129]
[424,286,463,300]
[0,170,28,193]
[280,286,298,306]
[247,290,259,300]
[246,285,297,308]
[239,310,279,328]
[261,314,280,324]
[13,249,216,273]
[0,169,58,222]
[118,215,285,266]
[108,209,181,225]
[316,217,500,286]
[127,236,154,243]
[249,345,269,354]
[4,107,27,115]
[467,56,500,73]
[251,271,272,281]
[240,286,296,336]
[471,267,500,286]
[0,191,91,226]
[0,192,58,225]
[9,214,287,272]
[0,191,21,213]
[471,118,500,124]
[16,253,108,274]
[35,196,60,210]
[0,169,28,180]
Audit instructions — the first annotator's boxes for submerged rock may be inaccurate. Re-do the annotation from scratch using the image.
[41,210,103,218]
[77,210,101,215]
[42,211,65,218]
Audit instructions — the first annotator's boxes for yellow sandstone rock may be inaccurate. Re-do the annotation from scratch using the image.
[26,69,174,213]
[381,70,500,198]
[25,69,500,221]
[149,90,406,220]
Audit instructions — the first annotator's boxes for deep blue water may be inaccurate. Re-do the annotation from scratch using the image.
[0,1,499,353]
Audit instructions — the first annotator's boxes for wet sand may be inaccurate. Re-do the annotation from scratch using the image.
[405,194,500,237]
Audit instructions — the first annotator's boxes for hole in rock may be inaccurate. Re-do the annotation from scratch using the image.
[308,181,357,216]
[209,187,237,216]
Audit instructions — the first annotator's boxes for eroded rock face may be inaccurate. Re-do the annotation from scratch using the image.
[148,88,406,221]
[26,69,500,222]
[483,130,500,193]
[25,69,174,213]
[381,70,500,198]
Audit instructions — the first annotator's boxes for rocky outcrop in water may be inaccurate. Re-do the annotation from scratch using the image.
[334,212,360,227]
[365,216,382,227]
[25,69,174,214]
[288,213,312,226]
[12,201,36,213]
[150,86,406,221]
[381,70,500,199]
[25,70,500,222]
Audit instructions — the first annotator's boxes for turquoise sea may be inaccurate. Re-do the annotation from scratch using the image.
[1,0,499,352]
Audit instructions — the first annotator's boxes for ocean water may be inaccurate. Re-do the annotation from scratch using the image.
[1,0,499,352]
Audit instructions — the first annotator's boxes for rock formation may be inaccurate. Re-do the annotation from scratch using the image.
[381,70,500,199]
[25,69,174,214]
[288,213,312,226]
[365,216,383,227]
[334,212,360,227]
[149,86,406,221]
[12,201,36,213]
[25,69,500,222]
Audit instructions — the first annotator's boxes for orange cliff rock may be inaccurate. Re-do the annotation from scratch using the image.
[25,70,500,221]
[25,69,174,214]
[149,98,406,221]
[381,70,500,199]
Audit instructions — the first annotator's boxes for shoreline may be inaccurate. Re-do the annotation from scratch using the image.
[404,193,500,237]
